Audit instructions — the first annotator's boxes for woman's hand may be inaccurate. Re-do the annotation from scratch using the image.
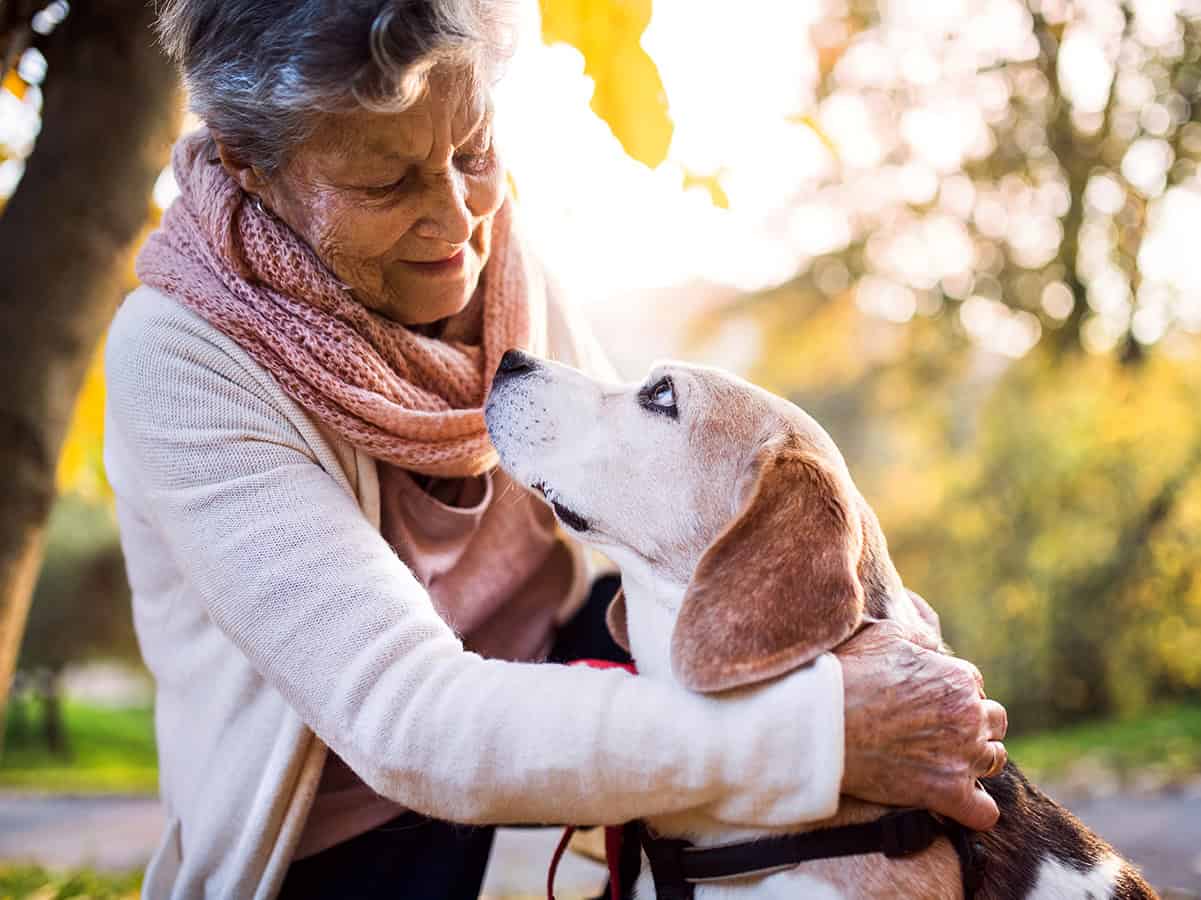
[836,619,1009,831]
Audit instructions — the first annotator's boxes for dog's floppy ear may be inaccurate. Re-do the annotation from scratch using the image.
[671,436,865,693]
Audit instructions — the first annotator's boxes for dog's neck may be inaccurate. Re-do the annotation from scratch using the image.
[608,554,688,684]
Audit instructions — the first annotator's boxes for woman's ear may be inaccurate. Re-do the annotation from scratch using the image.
[211,135,270,198]
[671,435,866,693]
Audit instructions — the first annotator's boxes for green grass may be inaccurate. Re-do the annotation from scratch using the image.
[1008,701,1201,783]
[0,702,157,794]
[0,866,141,900]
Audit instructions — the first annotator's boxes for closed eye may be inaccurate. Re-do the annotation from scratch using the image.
[639,376,678,419]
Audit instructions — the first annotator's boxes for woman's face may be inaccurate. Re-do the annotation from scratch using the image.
[249,71,505,326]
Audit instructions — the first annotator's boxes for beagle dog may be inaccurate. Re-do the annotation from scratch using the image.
[484,350,1157,900]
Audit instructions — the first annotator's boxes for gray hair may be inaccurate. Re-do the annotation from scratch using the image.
[155,0,517,173]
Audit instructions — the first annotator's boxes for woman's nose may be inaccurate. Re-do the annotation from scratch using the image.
[413,173,472,245]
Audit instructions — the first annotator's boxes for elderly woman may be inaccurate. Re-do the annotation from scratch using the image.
[103,1,1007,898]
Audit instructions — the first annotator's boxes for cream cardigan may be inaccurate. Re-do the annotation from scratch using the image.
[103,286,845,900]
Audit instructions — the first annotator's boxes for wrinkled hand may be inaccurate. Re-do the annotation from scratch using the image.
[835,619,1008,831]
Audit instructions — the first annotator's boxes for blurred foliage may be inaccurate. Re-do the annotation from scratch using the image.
[0,866,141,900]
[1,70,26,101]
[19,496,134,675]
[711,0,1201,731]
[0,701,155,792]
[1008,700,1201,782]
[539,0,672,167]
[6,495,134,755]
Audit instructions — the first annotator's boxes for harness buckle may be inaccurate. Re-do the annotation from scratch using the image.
[879,810,939,858]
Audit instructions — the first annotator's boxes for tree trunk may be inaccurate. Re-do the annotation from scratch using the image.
[0,1,181,745]
[36,667,68,756]
[1,1,41,80]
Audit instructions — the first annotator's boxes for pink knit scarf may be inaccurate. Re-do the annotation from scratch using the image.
[137,129,546,478]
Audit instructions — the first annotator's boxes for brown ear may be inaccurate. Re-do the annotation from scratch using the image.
[606,588,631,652]
[671,438,865,693]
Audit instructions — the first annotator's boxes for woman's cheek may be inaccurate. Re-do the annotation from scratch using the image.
[321,202,419,265]
[467,161,507,218]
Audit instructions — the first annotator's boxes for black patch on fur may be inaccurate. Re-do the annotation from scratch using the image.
[969,763,1156,899]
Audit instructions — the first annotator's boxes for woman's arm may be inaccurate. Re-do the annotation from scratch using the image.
[104,297,845,828]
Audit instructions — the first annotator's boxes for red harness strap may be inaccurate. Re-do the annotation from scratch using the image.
[546,659,637,900]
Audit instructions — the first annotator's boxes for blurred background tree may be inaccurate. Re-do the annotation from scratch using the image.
[693,0,1201,729]
[12,497,134,756]
[0,0,180,735]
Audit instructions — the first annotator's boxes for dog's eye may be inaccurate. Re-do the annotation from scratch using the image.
[640,376,678,418]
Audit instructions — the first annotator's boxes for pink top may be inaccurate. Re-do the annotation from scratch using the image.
[293,464,578,859]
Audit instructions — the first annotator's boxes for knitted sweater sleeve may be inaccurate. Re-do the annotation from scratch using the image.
[103,292,845,828]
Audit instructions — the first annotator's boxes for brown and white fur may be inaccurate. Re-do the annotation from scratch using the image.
[484,352,1157,900]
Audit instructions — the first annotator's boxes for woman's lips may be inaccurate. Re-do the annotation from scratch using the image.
[404,249,466,277]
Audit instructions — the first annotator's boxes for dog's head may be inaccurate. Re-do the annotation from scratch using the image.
[485,350,908,692]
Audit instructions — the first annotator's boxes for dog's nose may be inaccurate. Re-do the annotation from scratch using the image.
[496,349,537,379]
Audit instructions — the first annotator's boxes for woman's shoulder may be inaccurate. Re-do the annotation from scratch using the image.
[104,286,361,499]
[109,286,236,369]
[105,286,314,444]
[108,286,282,404]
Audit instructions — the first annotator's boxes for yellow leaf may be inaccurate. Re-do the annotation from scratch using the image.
[682,168,729,209]
[56,339,111,501]
[2,70,27,101]
[540,0,673,168]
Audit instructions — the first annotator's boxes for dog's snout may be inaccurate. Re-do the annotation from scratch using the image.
[496,349,537,380]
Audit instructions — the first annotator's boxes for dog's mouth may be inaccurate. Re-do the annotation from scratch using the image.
[531,480,591,533]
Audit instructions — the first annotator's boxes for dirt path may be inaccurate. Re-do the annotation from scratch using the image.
[1064,781,1201,894]
[1,785,1198,895]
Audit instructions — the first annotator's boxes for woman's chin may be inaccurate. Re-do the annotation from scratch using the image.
[371,278,477,326]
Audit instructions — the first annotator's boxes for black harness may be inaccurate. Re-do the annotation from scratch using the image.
[636,809,981,899]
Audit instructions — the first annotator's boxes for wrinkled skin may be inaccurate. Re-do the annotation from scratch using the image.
[214,68,504,325]
[839,615,1009,831]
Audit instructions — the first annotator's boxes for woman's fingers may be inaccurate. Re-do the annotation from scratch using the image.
[984,741,1009,777]
[864,614,940,652]
[956,657,986,698]
[983,699,1008,742]
[924,775,1001,831]
[938,782,1002,832]
[974,736,1008,779]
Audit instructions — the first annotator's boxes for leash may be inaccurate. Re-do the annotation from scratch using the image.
[638,809,981,900]
[547,660,982,899]
[547,660,638,900]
